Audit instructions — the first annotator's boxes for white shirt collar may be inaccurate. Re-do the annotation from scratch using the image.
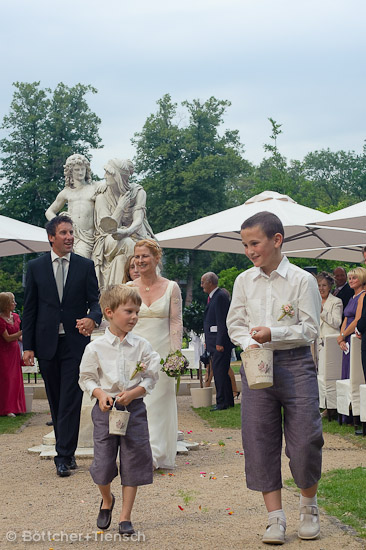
[209,287,219,299]
[253,255,289,280]
[51,250,71,263]
[104,326,135,346]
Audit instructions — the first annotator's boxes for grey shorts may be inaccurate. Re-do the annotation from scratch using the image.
[241,347,323,492]
[90,398,153,487]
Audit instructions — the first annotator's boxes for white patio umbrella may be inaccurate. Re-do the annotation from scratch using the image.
[156,191,366,262]
[312,200,366,230]
[0,215,49,257]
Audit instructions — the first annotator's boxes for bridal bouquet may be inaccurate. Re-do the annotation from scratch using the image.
[160,350,189,395]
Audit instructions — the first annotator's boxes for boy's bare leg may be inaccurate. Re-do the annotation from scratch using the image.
[98,483,113,508]
[120,486,137,521]
[263,489,282,512]
[300,482,317,498]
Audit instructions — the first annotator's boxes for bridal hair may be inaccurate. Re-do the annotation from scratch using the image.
[134,239,162,262]
[347,266,366,285]
[64,154,92,188]
[316,271,334,289]
[100,284,142,315]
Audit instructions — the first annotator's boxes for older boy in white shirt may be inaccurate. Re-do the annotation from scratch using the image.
[227,212,323,545]
[79,285,160,537]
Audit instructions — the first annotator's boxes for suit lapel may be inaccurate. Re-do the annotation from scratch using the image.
[45,253,60,303]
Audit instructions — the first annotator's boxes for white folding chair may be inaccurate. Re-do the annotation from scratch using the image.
[336,335,365,423]
[318,334,342,414]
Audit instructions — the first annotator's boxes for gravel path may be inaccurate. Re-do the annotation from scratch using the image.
[1,397,365,550]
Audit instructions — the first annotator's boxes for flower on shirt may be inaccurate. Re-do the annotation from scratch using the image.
[278,303,295,321]
[130,361,147,380]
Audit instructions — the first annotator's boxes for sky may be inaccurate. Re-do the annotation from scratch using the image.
[1,0,366,179]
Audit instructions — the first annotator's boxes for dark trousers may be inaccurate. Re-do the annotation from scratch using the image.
[212,348,234,408]
[39,337,83,466]
[241,347,323,492]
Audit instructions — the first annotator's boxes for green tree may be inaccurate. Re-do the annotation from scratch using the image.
[0,81,103,226]
[132,94,248,304]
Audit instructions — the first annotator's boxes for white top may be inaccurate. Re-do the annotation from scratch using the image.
[227,255,320,351]
[79,327,160,398]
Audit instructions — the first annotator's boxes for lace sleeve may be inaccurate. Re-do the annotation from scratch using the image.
[169,281,183,352]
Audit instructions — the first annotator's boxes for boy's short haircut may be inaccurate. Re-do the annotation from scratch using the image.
[100,284,142,315]
[241,211,285,240]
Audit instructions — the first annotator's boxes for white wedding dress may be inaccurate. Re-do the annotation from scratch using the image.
[131,280,182,469]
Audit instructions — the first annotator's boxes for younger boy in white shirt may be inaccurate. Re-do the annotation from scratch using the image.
[227,211,322,545]
[79,284,160,537]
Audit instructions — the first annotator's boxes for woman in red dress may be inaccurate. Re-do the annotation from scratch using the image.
[0,292,26,417]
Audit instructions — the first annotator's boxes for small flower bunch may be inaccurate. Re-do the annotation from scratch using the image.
[161,350,189,394]
[130,361,147,380]
[278,303,295,321]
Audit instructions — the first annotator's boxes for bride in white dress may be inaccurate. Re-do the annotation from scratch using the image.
[128,239,182,469]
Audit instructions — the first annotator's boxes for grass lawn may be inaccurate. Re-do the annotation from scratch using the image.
[285,467,366,539]
[192,403,241,429]
[0,413,33,434]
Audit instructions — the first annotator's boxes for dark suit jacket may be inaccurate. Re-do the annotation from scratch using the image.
[357,297,366,351]
[22,252,102,362]
[203,288,233,354]
[334,283,354,312]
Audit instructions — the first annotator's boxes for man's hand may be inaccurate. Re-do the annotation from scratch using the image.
[76,318,96,336]
[216,344,224,352]
[250,326,271,344]
[23,350,35,366]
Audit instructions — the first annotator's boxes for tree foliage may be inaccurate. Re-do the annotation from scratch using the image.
[132,94,248,303]
[0,81,103,226]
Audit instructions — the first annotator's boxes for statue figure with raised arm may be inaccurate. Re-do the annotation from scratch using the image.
[45,154,102,258]
[92,158,155,289]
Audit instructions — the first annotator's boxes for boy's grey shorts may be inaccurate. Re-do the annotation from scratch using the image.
[90,398,153,487]
[241,346,323,492]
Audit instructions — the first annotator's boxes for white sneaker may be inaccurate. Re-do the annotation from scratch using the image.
[298,505,320,540]
[7,413,16,418]
[262,517,286,545]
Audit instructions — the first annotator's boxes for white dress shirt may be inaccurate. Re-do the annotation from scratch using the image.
[227,255,320,351]
[51,250,70,282]
[79,328,160,398]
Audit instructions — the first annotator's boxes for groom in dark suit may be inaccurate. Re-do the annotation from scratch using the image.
[201,272,234,411]
[22,215,102,477]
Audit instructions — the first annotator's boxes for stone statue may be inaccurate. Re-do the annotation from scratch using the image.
[92,158,155,289]
[45,154,103,258]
